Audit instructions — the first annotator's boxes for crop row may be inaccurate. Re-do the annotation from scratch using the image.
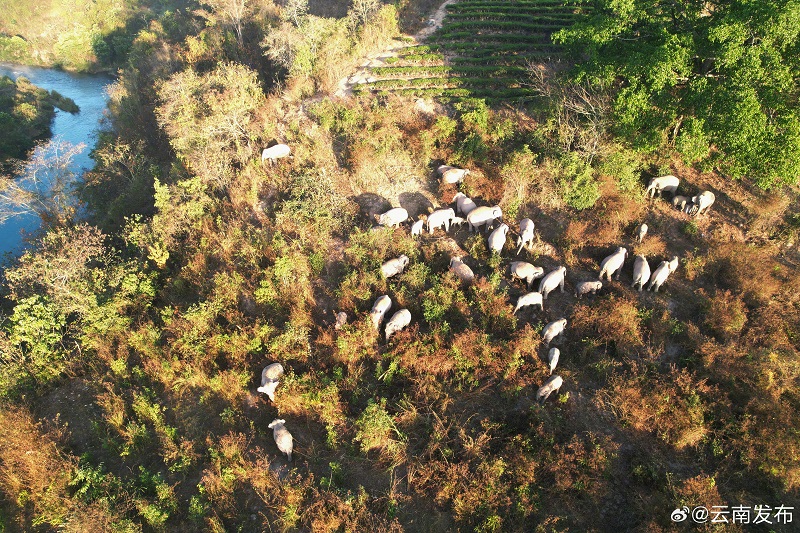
[384,53,445,65]
[434,41,559,53]
[439,20,568,33]
[447,4,585,14]
[370,64,528,78]
[432,32,550,44]
[450,0,583,7]
[444,13,578,24]
[368,76,523,90]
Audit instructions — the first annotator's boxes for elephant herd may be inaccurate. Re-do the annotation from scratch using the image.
[255,156,711,461]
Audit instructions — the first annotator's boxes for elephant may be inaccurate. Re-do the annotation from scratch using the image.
[452,193,477,216]
[646,175,680,198]
[513,291,544,314]
[427,208,455,234]
[574,280,602,298]
[599,247,628,281]
[449,256,475,285]
[631,254,651,291]
[688,191,715,216]
[377,207,409,228]
[536,375,563,403]
[467,205,503,233]
[510,261,544,290]
[542,318,567,346]
[539,266,567,299]
[488,223,509,254]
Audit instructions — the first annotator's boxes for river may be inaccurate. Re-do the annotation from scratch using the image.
[0,63,112,257]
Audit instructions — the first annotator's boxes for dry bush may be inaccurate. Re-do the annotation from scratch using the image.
[743,190,792,240]
[700,289,748,343]
[739,396,800,491]
[707,242,782,305]
[675,474,726,513]
[560,219,590,266]
[601,365,711,450]
[632,233,668,258]
[546,433,615,497]
[570,297,644,358]
[0,406,124,530]
[468,278,517,337]
[583,176,646,245]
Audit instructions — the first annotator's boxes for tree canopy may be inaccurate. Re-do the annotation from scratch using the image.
[554,0,800,189]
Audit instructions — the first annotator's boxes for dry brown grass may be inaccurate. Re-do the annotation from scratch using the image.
[601,365,712,450]
[571,296,644,358]
[0,406,125,530]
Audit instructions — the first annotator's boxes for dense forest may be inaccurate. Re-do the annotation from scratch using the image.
[1,0,799,531]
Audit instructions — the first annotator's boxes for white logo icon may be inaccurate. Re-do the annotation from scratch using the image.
[671,507,690,522]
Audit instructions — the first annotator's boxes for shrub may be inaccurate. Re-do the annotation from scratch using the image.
[354,398,405,464]
[701,289,747,343]
[571,297,644,359]
[552,153,600,210]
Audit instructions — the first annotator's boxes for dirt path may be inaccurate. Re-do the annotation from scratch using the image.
[333,0,457,98]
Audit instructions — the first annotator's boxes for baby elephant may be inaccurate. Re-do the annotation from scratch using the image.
[516,218,535,255]
[574,280,602,298]
[381,255,409,279]
[268,419,294,461]
[637,223,648,243]
[599,247,628,281]
[257,363,284,401]
[542,318,567,346]
[513,291,544,314]
[536,375,563,403]
[672,195,690,211]
[411,218,425,237]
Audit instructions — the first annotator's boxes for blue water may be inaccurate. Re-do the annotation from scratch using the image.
[0,63,112,256]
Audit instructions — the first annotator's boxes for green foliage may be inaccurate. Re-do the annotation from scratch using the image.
[156,63,265,189]
[597,146,642,197]
[553,153,600,210]
[354,398,405,463]
[555,0,800,188]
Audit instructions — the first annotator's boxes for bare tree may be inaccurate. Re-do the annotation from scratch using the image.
[200,0,251,45]
[281,0,308,27]
[0,139,85,227]
[348,0,380,27]
[525,62,611,162]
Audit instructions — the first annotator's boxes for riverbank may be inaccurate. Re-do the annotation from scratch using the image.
[0,63,112,255]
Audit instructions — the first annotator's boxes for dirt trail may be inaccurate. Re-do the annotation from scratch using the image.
[334,0,457,98]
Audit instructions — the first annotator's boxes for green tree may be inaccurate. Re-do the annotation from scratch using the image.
[155,63,265,189]
[554,0,800,188]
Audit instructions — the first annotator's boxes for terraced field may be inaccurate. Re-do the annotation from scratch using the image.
[352,0,589,104]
